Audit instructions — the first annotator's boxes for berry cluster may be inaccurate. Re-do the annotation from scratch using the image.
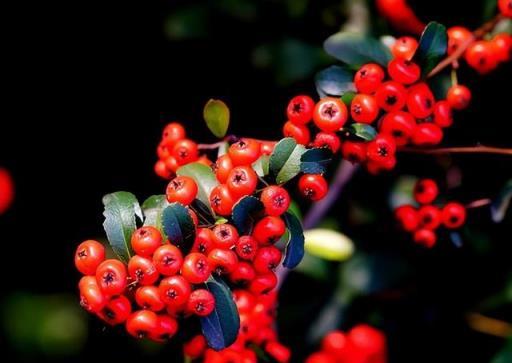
[0,167,14,215]
[184,290,290,362]
[305,325,387,363]
[447,26,511,74]
[283,54,471,174]
[394,179,467,248]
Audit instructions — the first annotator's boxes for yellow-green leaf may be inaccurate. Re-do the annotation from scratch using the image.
[203,99,230,138]
[304,228,354,261]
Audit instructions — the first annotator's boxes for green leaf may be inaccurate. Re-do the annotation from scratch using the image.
[304,229,355,262]
[177,162,219,215]
[203,99,230,138]
[388,175,418,209]
[190,199,216,226]
[346,123,377,141]
[491,179,512,223]
[300,148,332,174]
[341,91,356,106]
[231,196,264,235]
[162,203,196,253]
[102,192,142,263]
[315,65,355,98]
[324,32,392,67]
[269,138,306,184]
[413,22,447,76]
[200,276,240,351]
[141,195,169,237]
[429,72,451,100]
[252,155,270,177]
[282,212,305,268]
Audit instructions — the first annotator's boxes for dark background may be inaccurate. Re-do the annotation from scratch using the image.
[1,0,511,361]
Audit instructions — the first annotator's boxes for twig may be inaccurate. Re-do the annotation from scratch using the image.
[467,312,512,338]
[427,14,504,78]
[197,140,229,150]
[466,198,492,209]
[399,145,512,156]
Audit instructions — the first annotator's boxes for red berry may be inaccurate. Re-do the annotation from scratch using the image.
[154,160,172,179]
[412,123,443,146]
[391,36,418,60]
[208,248,238,275]
[128,255,159,286]
[350,94,379,124]
[312,132,341,153]
[413,228,437,248]
[249,273,278,295]
[375,81,407,112]
[265,341,291,363]
[135,286,165,311]
[492,33,512,62]
[235,235,258,260]
[79,276,107,313]
[283,121,311,145]
[228,138,261,166]
[172,139,199,165]
[212,223,239,249]
[261,141,276,155]
[366,134,396,164]
[465,41,498,74]
[313,97,348,132]
[441,202,466,229]
[380,111,417,146]
[152,244,183,276]
[95,259,127,296]
[261,186,291,216]
[182,252,212,284]
[232,290,256,314]
[447,26,473,56]
[213,154,234,184]
[99,295,131,325]
[395,205,419,232]
[298,174,328,201]
[186,289,215,317]
[348,324,387,358]
[227,166,258,198]
[151,315,179,342]
[253,246,282,274]
[447,85,471,110]
[418,205,441,230]
[252,216,287,245]
[162,122,186,146]
[287,95,315,125]
[126,310,158,339]
[209,184,236,216]
[388,58,420,85]
[164,156,180,173]
[184,335,207,359]
[192,228,215,255]
[305,352,337,363]
[75,240,105,275]
[166,176,198,206]
[366,156,397,174]
[499,0,512,17]
[433,100,453,128]
[131,226,162,257]
[406,83,435,119]
[414,179,439,204]
[354,63,385,94]
[159,275,191,306]
[321,330,352,356]
[341,141,367,164]
[230,262,256,285]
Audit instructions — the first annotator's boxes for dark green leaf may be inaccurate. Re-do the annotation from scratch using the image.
[282,212,305,268]
[429,72,451,100]
[200,276,240,351]
[162,203,196,253]
[177,162,219,215]
[315,65,355,98]
[203,99,230,138]
[252,155,270,177]
[346,123,377,141]
[231,196,264,235]
[269,138,306,184]
[413,22,447,76]
[324,32,392,67]
[491,179,512,223]
[102,192,142,263]
[341,91,356,106]
[190,199,216,226]
[300,148,332,174]
[141,195,169,237]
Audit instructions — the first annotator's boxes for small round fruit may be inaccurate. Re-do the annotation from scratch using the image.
[388,58,420,85]
[260,185,291,216]
[447,85,471,110]
[375,81,407,112]
[287,95,315,124]
[75,240,105,275]
[153,244,183,276]
[413,229,437,248]
[447,26,473,56]
[411,123,443,146]
[186,289,216,317]
[213,154,234,184]
[151,315,179,342]
[418,205,441,230]
[350,94,379,124]
[159,275,192,306]
[235,235,258,261]
[441,202,466,229]
[341,141,367,164]
[313,97,348,132]
[406,83,435,119]
[379,111,416,146]
[182,253,212,284]
[207,248,238,275]
[135,286,165,311]
[99,295,132,325]
[298,174,328,201]
[394,205,419,232]
[465,41,498,74]
[126,310,158,339]
[283,121,311,145]
[212,223,239,249]
[226,166,258,198]
[131,226,162,257]
[128,255,159,286]
[414,179,439,204]
[252,216,287,245]
[228,138,261,166]
[312,132,341,153]
[354,63,385,94]
[433,101,453,128]
[162,122,186,145]
[95,259,127,296]
[391,36,418,60]
[209,184,236,216]
[172,139,199,165]
[253,246,282,274]
[499,0,512,17]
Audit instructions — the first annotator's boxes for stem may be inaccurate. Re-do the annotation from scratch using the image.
[400,145,512,156]
[198,140,229,150]
[466,312,512,338]
[465,198,492,209]
[276,160,359,288]
[427,14,504,78]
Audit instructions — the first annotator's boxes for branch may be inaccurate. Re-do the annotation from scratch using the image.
[400,145,512,156]
[466,312,512,338]
[427,14,504,78]
[466,198,492,209]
